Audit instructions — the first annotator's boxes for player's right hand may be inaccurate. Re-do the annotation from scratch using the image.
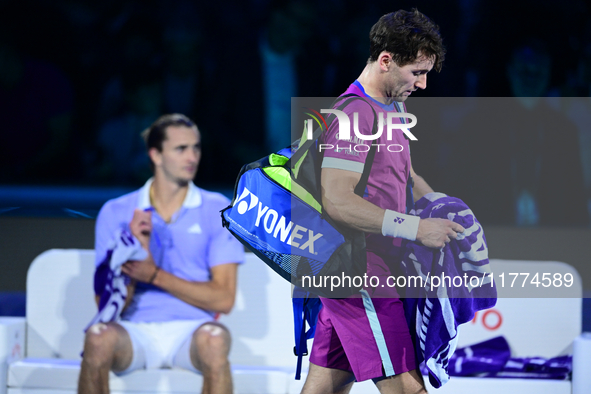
[129,208,152,249]
[416,218,464,249]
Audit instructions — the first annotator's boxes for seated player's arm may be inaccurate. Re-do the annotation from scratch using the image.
[122,258,238,314]
[154,263,238,314]
[321,167,464,248]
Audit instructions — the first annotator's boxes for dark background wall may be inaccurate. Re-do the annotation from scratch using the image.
[0,217,94,292]
[1,0,591,196]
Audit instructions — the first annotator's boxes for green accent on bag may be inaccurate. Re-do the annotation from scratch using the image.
[268,153,289,166]
[263,166,322,213]
[291,126,309,179]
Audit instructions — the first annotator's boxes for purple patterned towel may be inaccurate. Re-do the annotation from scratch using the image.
[447,336,511,376]
[423,336,573,380]
[402,193,497,388]
[84,229,147,331]
[485,355,572,380]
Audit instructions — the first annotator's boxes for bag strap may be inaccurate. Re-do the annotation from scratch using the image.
[293,296,308,380]
[354,100,379,197]
[293,290,322,380]
[392,100,415,213]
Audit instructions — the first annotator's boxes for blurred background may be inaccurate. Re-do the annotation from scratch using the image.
[0,0,590,328]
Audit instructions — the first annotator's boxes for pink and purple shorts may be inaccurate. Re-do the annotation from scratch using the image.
[309,293,417,382]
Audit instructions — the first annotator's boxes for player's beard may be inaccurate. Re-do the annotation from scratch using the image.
[175,178,191,187]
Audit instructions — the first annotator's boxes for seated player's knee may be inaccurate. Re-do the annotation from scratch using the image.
[193,323,231,370]
[83,323,119,366]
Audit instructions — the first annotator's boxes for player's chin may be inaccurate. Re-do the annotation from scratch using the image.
[395,93,410,102]
[176,173,196,185]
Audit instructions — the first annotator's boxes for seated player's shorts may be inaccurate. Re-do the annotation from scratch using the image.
[309,290,417,382]
[116,318,213,375]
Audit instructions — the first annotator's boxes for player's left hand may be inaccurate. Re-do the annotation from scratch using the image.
[121,255,158,284]
[417,218,464,249]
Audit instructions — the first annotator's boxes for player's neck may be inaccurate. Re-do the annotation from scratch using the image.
[357,63,388,103]
[150,176,189,222]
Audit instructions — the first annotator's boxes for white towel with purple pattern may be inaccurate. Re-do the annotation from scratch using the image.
[85,229,147,331]
[402,192,497,388]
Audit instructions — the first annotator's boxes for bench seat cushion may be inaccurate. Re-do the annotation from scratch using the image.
[8,358,292,394]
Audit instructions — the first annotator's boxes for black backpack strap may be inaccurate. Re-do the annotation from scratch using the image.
[354,102,379,197]
[357,99,410,196]
[294,296,309,380]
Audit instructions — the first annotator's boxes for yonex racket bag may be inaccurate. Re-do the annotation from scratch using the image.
[221,95,378,298]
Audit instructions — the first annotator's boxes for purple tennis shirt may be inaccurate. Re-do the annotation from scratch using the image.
[95,179,245,323]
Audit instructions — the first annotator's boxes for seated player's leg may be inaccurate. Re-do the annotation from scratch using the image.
[374,369,427,394]
[78,322,136,394]
[174,321,232,394]
[300,362,355,394]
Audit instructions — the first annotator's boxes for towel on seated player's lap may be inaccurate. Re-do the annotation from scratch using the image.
[85,229,147,331]
[401,192,497,388]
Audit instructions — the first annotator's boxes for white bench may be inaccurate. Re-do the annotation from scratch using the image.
[0,250,584,393]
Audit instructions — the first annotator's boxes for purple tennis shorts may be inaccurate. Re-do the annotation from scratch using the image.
[309,293,417,382]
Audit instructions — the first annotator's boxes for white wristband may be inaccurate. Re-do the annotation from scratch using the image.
[381,210,420,241]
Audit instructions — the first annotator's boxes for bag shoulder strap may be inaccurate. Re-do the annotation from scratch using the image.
[293,291,322,380]
[354,99,379,197]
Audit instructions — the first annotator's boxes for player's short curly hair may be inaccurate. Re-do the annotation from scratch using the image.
[369,9,445,72]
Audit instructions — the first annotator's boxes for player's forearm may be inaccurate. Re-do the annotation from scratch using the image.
[151,270,235,314]
[323,189,385,234]
[321,167,420,240]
